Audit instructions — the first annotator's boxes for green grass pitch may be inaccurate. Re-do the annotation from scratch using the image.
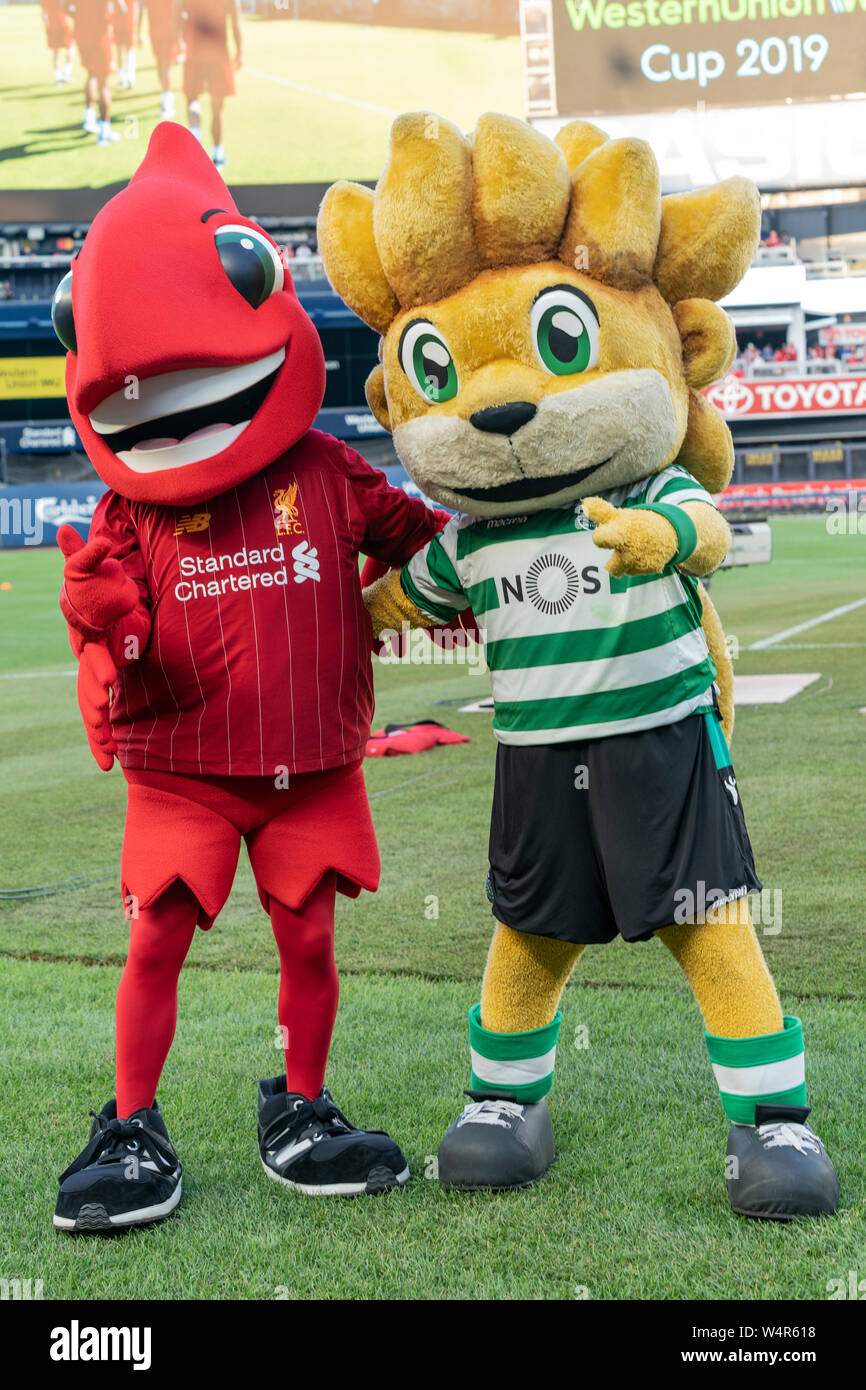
[0,7,522,192]
[0,514,864,1299]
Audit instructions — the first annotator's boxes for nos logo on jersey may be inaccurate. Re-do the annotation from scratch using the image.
[500,553,601,615]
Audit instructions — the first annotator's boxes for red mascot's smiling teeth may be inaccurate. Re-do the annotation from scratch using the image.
[87,348,287,471]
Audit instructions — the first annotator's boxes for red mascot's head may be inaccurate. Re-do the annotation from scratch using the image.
[53,123,326,506]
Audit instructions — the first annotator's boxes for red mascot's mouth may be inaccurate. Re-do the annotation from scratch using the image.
[88,347,285,472]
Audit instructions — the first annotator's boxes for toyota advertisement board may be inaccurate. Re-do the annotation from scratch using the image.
[705,372,866,417]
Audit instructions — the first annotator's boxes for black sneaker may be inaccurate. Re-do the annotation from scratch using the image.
[438,1091,555,1190]
[54,1099,182,1233]
[726,1104,839,1221]
[257,1077,409,1196]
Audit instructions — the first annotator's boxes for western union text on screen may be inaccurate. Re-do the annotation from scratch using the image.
[565,0,865,26]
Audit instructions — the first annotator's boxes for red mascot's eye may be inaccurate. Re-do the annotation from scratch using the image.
[214,224,285,309]
[51,270,77,352]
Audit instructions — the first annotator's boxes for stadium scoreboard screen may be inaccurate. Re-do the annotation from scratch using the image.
[524,0,866,115]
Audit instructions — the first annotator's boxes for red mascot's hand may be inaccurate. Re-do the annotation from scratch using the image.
[58,524,139,633]
[77,642,119,771]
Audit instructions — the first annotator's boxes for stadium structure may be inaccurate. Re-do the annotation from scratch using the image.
[1,0,866,544]
[3,201,866,545]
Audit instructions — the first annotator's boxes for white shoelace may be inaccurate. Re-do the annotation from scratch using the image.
[456,1100,525,1130]
[758,1121,822,1156]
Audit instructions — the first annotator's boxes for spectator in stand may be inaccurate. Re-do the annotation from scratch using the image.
[42,0,75,84]
[764,229,781,248]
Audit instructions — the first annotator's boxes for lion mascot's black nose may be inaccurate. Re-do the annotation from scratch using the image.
[470,402,537,436]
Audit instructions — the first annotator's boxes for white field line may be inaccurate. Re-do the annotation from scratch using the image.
[748,597,866,651]
[0,669,76,679]
[244,67,399,118]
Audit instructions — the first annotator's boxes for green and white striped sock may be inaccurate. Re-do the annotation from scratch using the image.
[706,1015,807,1124]
[468,1003,561,1103]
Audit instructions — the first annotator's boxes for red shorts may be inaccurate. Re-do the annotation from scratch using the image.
[121,761,379,927]
[151,35,178,69]
[183,53,235,101]
[77,32,113,79]
[46,15,74,46]
[115,9,137,44]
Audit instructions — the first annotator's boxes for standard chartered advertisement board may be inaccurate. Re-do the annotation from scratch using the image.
[542,0,866,113]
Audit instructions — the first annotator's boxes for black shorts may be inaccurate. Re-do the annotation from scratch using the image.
[488,706,762,945]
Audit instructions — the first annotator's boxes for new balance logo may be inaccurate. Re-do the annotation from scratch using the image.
[173,511,211,535]
[724,775,739,806]
[292,540,320,584]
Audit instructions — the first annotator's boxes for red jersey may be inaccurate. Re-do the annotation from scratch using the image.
[183,0,229,57]
[115,0,137,44]
[68,432,439,776]
[73,0,113,45]
[143,0,176,42]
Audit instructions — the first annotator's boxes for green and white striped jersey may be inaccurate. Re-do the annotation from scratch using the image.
[401,464,719,745]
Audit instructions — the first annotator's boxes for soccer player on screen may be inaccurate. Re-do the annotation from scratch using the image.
[114,0,138,88]
[66,0,120,143]
[179,0,241,167]
[42,0,75,85]
[140,0,180,117]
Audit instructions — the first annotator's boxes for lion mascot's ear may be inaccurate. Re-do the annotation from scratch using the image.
[655,177,761,495]
[364,362,391,433]
[673,299,737,390]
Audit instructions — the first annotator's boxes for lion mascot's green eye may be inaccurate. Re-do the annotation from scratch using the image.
[531,286,600,376]
[399,319,459,403]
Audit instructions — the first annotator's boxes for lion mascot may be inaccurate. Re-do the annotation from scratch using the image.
[318,113,839,1220]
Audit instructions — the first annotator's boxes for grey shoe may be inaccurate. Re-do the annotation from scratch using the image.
[438,1093,555,1190]
[726,1104,839,1221]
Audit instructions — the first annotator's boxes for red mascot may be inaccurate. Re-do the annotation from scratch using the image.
[52,123,445,1232]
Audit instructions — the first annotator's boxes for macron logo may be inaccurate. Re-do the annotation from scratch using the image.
[50,1320,151,1371]
[292,539,320,584]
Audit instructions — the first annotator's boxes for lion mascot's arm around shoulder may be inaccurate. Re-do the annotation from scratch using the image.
[364,565,438,637]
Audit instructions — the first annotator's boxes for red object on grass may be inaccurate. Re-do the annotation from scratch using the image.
[365,721,471,757]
